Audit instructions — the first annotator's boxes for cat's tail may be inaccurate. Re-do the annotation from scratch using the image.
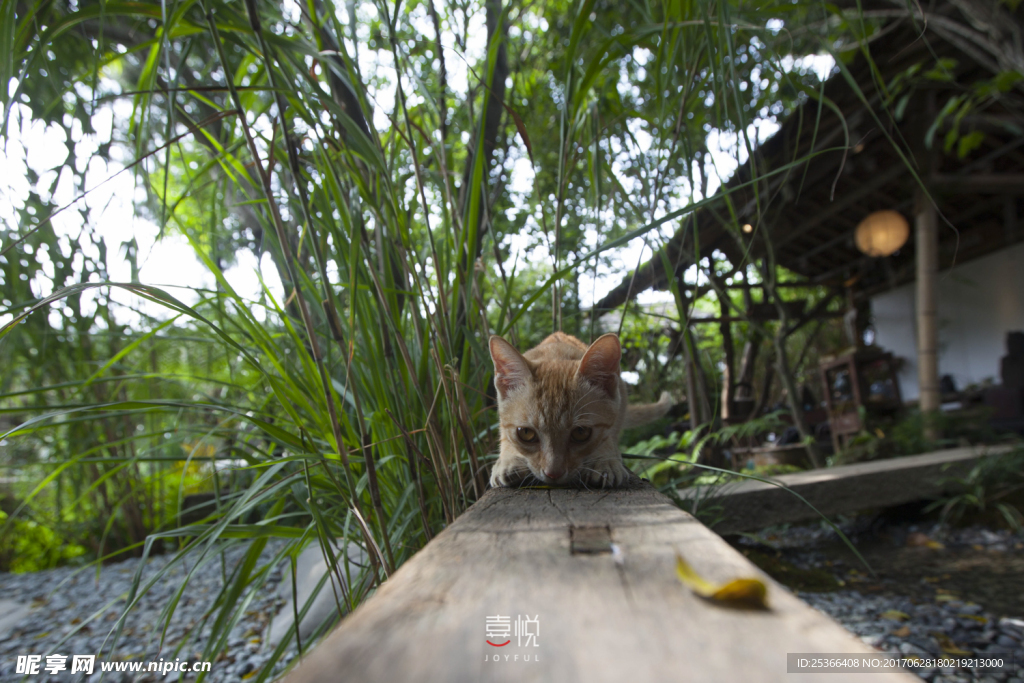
[622,391,674,429]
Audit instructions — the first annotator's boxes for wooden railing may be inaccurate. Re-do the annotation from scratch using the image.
[283,480,917,682]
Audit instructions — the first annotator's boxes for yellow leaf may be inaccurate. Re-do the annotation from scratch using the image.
[934,634,973,656]
[958,614,987,624]
[892,626,911,638]
[926,540,945,550]
[880,610,909,621]
[711,579,768,607]
[675,554,769,610]
[675,553,717,594]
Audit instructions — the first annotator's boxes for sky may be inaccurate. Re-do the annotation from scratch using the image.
[0,10,836,331]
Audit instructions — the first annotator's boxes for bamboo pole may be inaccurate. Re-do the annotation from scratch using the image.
[915,188,940,440]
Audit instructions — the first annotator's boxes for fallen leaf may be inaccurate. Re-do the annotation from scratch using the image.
[907,532,934,547]
[958,614,988,624]
[934,633,973,656]
[880,610,909,621]
[675,554,769,610]
[935,594,959,602]
[892,626,911,638]
[926,540,945,550]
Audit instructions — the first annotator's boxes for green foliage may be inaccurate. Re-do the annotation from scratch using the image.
[624,430,697,487]
[833,407,1003,465]
[0,509,86,572]
[927,448,1024,531]
[918,66,1024,159]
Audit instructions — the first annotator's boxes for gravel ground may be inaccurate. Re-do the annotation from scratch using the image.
[739,520,1024,683]
[0,541,301,682]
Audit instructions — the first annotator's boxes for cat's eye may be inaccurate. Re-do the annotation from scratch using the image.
[517,427,539,443]
[570,426,592,443]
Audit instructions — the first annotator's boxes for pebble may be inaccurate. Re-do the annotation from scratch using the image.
[0,540,303,682]
[758,521,1024,682]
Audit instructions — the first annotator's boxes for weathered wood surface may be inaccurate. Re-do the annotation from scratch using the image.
[284,482,915,682]
[684,444,1013,535]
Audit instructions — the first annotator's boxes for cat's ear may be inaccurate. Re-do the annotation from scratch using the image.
[578,333,621,397]
[489,336,533,399]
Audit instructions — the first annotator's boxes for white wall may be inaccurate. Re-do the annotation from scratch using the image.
[871,241,1024,401]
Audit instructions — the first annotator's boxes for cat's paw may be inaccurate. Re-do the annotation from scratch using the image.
[489,457,529,488]
[581,458,629,488]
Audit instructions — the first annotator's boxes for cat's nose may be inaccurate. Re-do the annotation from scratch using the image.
[544,468,564,480]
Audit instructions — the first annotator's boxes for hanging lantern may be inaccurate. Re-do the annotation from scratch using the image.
[855,210,909,257]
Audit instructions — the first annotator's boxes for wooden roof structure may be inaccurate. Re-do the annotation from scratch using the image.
[595,2,1024,311]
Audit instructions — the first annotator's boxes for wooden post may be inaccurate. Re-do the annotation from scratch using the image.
[1006,195,1018,246]
[915,188,940,440]
[716,277,736,422]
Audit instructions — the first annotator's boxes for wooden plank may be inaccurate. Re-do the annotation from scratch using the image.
[283,481,916,683]
[684,445,1013,535]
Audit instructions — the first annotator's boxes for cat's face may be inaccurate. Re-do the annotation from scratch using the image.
[489,334,623,484]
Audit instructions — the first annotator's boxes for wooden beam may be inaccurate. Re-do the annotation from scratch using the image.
[776,164,906,250]
[680,445,1012,535]
[686,311,844,324]
[930,174,1024,193]
[283,482,918,683]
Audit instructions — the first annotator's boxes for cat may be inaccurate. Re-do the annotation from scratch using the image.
[488,331,673,488]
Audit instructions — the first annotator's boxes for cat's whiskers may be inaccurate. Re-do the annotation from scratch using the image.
[570,388,601,414]
[576,465,610,489]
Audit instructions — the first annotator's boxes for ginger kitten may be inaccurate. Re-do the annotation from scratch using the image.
[488,332,673,488]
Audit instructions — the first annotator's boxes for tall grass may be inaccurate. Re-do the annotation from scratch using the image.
[0,0,910,676]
